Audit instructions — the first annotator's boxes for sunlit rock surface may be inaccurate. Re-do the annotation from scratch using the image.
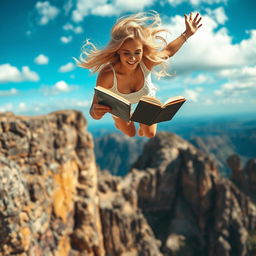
[1,111,256,256]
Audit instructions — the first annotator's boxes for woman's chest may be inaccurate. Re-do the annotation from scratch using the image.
[116,70,145,94]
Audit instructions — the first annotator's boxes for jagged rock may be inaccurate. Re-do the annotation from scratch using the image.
[130,132,256,255]
[0,157,30,252]
[1,111,256,256]
[227,154,256,202]
[0,110,104,256]
[227,154,245,188]
[0,111,163,256]
[98,171,163,256]
[245,158,256,192]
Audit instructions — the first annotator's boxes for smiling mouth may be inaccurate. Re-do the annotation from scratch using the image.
[127,61,136,65]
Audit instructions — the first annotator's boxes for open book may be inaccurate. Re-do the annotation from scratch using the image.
[94,86,186,125]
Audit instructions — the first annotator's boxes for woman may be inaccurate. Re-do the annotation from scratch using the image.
[78,11,202,138]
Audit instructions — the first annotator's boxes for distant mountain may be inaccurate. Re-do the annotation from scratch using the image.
[93,133,146,176]
[190,128,256,175]
[93,116,256,176]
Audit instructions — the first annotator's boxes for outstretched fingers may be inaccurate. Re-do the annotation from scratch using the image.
[194,12,202,26]
[193,13,202,28]
[193,12,199,21]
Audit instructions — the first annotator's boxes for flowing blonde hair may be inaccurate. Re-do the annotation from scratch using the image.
[77,11,170,77]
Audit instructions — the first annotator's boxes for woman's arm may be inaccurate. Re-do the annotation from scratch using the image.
[89,67,112,120]
[143,13,202,70]
[163,12,202,57]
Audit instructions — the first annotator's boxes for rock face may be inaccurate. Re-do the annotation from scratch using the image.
[0,111,104,256]
[98,171,162,256]
[131,133,256,255]
[0,111,160,256]
[1,111,256,256]
[227,154,256,202]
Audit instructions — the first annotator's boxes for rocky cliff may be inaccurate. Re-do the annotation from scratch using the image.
[0,110,105,255]
[131,133,256,255]
[0,110,161,256]
[1,110,256,256]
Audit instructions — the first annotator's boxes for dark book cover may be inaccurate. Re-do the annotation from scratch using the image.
[131,100,186,125]
[130,101,161,125]
[94,88,131,121]
[154,101,186,124]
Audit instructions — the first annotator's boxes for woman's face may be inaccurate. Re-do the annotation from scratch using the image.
[118,38,143,70]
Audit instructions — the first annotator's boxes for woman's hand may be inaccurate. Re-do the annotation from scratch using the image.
[90,103,112,120]
[184,12,202,38]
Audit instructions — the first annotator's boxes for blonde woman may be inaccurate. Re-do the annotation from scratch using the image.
[78,11,202,138]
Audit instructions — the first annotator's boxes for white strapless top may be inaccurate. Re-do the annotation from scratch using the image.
[108,61,157,104]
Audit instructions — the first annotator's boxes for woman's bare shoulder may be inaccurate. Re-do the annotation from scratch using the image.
[96,65,114,89]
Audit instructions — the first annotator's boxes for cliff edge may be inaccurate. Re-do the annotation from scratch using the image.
[1,110,256,256]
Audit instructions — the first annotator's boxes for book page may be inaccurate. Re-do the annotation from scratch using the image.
[163,96,186,107]
[154,100,186,123]
[140,96,162,106]
[95,86,131,105]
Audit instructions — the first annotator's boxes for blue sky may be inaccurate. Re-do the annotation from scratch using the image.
[0,0,255,125]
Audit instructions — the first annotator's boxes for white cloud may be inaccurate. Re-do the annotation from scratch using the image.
[74,26,83,34]
[34,54,49,65]
[92,4,117,16]
[218,66,256,81]
[203,98,213,105]
[0,103,14,112]
[22,67,39,81]
[75,100,90,107]
[184,89,199,102]
[72,0,105,22]
[222,82,255,92]
[164,9,256,75]
[205,7,228,25]
[63,23,83,34]
[93,0,155,16]
[60,36,73,44]
[63,23,73,31]
[167,0,227,6]
[64,0,73,15]
[0,64,39,83]
[70,0,229,22]
[40,81,77,95]
[72,0,155,21]
[59,62,75,72]
[18,102,27,111]
[35,1,60,25]
[184,74,213,85]
[160,9,256,105]
[6,98,90,115]
[215,66,256,97]
[0,88,18,96]
[54,81,71,92]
